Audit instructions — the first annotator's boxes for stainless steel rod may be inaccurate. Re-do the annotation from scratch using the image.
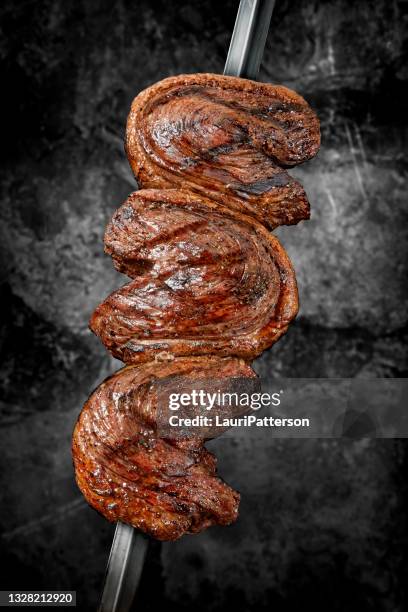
[224,0,275,79]
[98,523,148,612]
[97,3,275,610]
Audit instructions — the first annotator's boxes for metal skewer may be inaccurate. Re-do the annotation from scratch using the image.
[224,0,275,80]
[98,524,148,612]
[97,1,275,610]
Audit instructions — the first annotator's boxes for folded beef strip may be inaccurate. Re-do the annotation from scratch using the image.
[90,189,298,364]
[126,73,320,229]
[74,73,320,539]
[72,356,255,541]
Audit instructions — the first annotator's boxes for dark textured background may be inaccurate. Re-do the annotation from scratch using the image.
[1,0,408,610]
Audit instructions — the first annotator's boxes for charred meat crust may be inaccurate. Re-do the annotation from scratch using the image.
[72,356,255,540]
[89,189,299,364]
[73,74,320,540]
[126,73,320,229]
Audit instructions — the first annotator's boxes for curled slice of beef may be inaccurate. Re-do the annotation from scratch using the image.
[72,356,255,541]
[89,189,298,364]
[126,73,320,229]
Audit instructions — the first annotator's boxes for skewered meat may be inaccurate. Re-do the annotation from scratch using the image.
[90,189,298,364]
[73,73,320,539]
[72,356,255,540]
[126,74,320,229]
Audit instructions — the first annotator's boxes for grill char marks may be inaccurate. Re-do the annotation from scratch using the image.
[90,189,299,364]
[72,356,255,541]
[126,73,320,229]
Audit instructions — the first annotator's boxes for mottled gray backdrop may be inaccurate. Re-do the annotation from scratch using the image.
[0,0,407,610]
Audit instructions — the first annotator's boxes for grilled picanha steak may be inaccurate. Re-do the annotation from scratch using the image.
[73,73,320,540]
[126,74,320,229]
[72,357,255,540]
[90,189,298,364]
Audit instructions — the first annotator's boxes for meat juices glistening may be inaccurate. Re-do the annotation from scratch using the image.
[90,189,299,363]
[73,357,255,541]
[72,74,320,540]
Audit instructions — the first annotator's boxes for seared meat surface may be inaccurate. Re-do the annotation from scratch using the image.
[90,189,298,363]
[126,74,320,229]
[72,357,255,540]
[73,73,320,539]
